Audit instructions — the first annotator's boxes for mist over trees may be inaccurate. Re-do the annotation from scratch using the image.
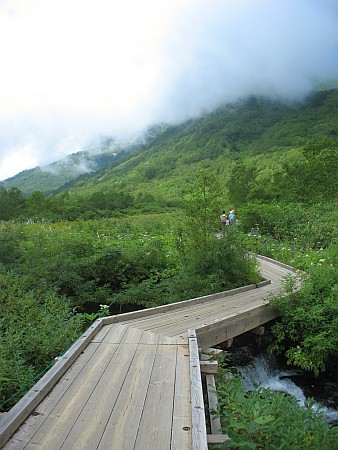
[1,90,337,221]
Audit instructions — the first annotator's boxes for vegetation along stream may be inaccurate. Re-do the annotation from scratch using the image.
[225,333,338,426]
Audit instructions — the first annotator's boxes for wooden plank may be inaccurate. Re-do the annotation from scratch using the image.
[117,288,268,331]
[21,341,124,448]
[122,284,276,339]
[257,254,299,273]
[188,329,208,450]
[0,318,104,448]
[101,283,262,327]
[205,374,221,435]
[2,342,100,449]
[99,255,293,332]
[139,329,160,345]
[171,344,192,450]
[108,301,232,331]
[131,293,264,336]
[133,344,178,450]
[195,304,280,350]
[52,339,143,449]
[120,324,144,343]
[143,302,267,338]
[95,341,158,450]
[157,288,268,319]
[91,323,112,342]
[158,334,183,345]
[100,322,128,343]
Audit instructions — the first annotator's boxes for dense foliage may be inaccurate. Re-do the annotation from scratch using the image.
[0,269,84,410]
[211,368,338,449]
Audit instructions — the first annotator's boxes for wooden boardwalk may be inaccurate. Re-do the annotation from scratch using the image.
[0,256,299,449]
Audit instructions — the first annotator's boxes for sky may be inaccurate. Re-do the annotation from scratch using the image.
[0,0,338,181]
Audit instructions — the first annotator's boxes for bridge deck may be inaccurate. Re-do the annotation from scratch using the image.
[0,256,298,449]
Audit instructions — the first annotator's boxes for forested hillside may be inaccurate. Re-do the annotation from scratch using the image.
[0,138,137,195]
[0,89,337,220]
[52,89,338,214]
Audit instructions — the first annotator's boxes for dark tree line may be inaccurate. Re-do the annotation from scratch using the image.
[0,186,164,221]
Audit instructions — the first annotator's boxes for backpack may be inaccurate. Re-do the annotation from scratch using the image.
[221,214,227,223]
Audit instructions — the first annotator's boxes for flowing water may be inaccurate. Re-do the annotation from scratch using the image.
[225,338,338,426]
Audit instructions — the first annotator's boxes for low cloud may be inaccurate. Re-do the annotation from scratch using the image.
[0,0,337,180]
[41,158,97,177]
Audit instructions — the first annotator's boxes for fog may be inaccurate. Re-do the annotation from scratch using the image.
[0,0,337,180]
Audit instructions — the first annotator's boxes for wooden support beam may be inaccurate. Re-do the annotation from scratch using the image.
[200,348,223,361]
[195,304,279,350]
[250,325,265,336]
[200,361,218,374]
[207,434,230,444]
[224,338,233,348]
[205,374,222,435]
[188,329,208,450]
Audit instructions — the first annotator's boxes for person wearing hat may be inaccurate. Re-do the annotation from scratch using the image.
[220,210,228,231]
[229,210,235,225]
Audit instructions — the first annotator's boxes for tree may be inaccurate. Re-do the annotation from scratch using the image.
[280,138,338,203]
[227,161,257,205]
[26,190,48,217]
[183,169,222,249]
[0,187,26,220]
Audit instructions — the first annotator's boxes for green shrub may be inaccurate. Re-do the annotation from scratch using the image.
[0,269,84,411]
[0,223,26,267]
[212,367,338,449]
[269,244,338,376]
[239,202,337,250]
[180,228,261,290]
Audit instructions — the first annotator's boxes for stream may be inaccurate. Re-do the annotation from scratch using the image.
[224,336,338,426]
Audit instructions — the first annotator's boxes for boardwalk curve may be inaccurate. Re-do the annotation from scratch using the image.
[0,255,299,449]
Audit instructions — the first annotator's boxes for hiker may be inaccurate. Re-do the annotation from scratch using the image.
[220,210,228,231]
[229,209,235,225]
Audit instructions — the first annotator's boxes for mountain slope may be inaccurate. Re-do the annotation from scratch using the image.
[0,139,138,195]
[2,89,337,202]
[58,90,338,205]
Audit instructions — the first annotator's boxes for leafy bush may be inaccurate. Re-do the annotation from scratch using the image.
[0,223,26,267]
[15,222,150,307]
[269,245,338,376]
[0,268,84,411]
[240,202,337,250]
[180,228,261,290]
[212,367,338,449]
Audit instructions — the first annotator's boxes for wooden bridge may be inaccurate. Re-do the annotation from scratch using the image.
[0,255,299,449]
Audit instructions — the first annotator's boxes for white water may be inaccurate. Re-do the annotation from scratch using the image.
[237,353,338,425]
